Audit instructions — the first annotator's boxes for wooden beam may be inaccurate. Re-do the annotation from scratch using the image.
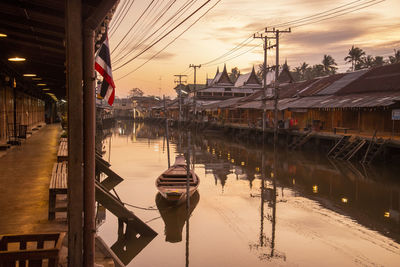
[0,2,64,27]
[0,19,64,38]
[66,0,83,265]
[0,38,64,55]
[0,13,64,34]
[2,30,63,49]
[0,25,63,43]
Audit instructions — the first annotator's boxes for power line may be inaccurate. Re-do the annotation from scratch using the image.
[114,0,213,72]
[113,0,200,65]
[111,0,157,54]
[205,43,261,67]
[112,0,197,65]
[201,37,255,66]
[195,0,384,69]
[271,0,366,28]
[113,0,166,59]
[115,0,221,80]
[291,0,384,28]
[109,0,136,38]
[108,0,129,33]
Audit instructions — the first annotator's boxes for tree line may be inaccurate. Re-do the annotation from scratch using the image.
[252,47,400,83]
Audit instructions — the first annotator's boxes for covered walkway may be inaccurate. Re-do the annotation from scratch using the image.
[0,124,66,235]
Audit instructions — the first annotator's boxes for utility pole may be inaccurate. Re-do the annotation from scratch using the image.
[189,64,201,120]
[253,33,276,133]
[265,27,291,143]
[158,76,162,98]
[174,74,187,122]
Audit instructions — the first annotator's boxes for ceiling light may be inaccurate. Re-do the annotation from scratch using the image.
[37,83,47,86]
[8,57,26,62]
[42,88,50,91]
[23,74,37,77]
[0,33,7,37]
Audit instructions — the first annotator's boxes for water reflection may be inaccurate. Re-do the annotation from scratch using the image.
[136,122,400,243]
[156,191,200,243]
[111,220,157,265]
[99,122,400,266]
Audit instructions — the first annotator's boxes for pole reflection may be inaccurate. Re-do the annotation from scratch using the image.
[107,122,400,265]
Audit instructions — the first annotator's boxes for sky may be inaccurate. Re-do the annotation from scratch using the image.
[108,0,400,98]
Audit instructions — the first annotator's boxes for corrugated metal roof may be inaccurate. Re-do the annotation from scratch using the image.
[279,79,317,98]
[336,63,400,95]
[234,73,250,87]
[317,69,368,95]
[201,97,244,110]
[198,87,254,93]
[237,98,297,110]
[237,100,263,109]
[280,91,400,109]
[298,73,346,96]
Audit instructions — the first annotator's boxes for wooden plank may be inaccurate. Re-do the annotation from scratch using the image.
[95,181,157,237]
[95,158,123,184]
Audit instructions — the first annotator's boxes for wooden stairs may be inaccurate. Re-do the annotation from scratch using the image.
[327,135,350,157]
[330,137,366,161]
[289,131,313,150]
[360,133,387,165]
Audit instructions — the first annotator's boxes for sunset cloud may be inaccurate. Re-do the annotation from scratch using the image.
[110,0,400,97]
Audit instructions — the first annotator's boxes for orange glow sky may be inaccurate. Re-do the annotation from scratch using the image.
[109,0,400,98]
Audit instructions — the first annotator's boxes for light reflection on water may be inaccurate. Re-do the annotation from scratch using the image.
[97,122,400,267]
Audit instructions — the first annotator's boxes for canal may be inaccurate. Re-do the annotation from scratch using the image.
[97,121,400,267]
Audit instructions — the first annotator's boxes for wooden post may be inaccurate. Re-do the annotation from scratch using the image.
[66,0,84,265]
[83,1,119,265]
[83,27,95,267]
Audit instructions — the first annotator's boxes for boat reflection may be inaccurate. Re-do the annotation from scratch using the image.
[156,191,200,243]
[115,122,400,253]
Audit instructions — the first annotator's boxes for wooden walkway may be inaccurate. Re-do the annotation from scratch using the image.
[0,124,67,235]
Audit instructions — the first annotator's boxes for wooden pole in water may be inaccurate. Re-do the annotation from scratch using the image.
[164,95,170,168]
[185,132,191,267]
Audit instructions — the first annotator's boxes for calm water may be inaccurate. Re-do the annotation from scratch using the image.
[98,122,400,267]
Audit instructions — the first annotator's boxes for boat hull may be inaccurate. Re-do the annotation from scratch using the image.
[156,156,200,205]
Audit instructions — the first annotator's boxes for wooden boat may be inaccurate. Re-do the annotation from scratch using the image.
[156,155,199,204]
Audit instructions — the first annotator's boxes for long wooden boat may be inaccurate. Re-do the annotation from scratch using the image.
[156,155,199,204]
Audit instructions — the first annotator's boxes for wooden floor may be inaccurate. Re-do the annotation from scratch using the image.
[0,124,67,235]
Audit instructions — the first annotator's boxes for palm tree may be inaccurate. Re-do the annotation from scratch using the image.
[229,67,240,83]
[389,49,400,64]
[293,66,302,81]
[257,63,268,81]
[300,62,309,79]
[372,56,384,67]
[312,64,325,78]
[344,45,365,71]
[322,54,338,75]
[361,55,374,69]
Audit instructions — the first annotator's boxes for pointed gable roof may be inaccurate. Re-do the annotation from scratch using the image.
[234,66,262,88]
[208,64,234,87]
[278,67,294,84]
[245,66,261,85]
[216,64,233,85]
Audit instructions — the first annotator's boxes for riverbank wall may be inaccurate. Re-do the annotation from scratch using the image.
[144,117,400,164]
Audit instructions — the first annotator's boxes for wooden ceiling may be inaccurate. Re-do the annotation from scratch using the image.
[0,0,110,100]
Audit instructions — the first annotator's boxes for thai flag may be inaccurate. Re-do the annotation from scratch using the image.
[95,36,115,106]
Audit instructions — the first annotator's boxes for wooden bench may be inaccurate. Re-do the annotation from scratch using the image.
[57,140,68,162]
[333,127,350,134]
[0,232,65,266]
[48,162,67,220]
